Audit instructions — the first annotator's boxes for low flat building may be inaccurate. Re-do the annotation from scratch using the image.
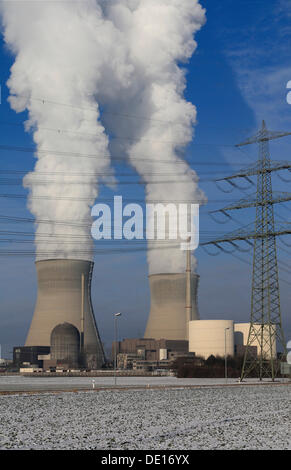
[132,359,170,371]
[117,353,139,370]
[113,338,189,365]
[13,346,50,369]
[114,338,192,370]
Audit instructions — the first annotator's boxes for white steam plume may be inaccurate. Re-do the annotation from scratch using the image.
[101,0,207,273]
[0,0,130,261]
[1,0,206,274]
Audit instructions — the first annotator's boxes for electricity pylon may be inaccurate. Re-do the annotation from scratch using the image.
[201,121,291,381]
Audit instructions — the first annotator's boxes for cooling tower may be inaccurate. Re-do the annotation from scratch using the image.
[144,273,200,341]
[25,259,105,368]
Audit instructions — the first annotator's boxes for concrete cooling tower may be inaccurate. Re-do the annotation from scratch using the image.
[144,273,200,341]
[25,259,105,369]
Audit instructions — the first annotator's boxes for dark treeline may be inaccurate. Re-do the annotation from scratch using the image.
[172,355,246,378]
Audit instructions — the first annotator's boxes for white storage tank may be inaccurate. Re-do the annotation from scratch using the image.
[189,320,234,359]
[234,322,276,358]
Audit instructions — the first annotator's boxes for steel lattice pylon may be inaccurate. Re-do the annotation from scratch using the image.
[241,122,286,380]
[201,120,291,381]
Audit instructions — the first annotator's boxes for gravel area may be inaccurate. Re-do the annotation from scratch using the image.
[0,384,290,450]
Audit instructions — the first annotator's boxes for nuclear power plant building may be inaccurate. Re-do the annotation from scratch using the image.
[23,259,105,369]
[144,273,200,341]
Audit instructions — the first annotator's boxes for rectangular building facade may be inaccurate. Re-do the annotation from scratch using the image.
[13,346,50,368]
[113,338,189,368]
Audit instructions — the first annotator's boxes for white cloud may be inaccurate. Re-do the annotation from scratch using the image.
[225,1,291,133]
[234,65,291,129]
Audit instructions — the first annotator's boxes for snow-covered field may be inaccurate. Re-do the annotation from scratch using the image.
[0,375,287,391]
[0,375,242,392]
[0,384,290,449]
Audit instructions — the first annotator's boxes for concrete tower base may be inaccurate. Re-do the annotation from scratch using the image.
[144,273,200,341]
[25,259,104,369]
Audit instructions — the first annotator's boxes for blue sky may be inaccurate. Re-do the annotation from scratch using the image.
[1,0,291,358]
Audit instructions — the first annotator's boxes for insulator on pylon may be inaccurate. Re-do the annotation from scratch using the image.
[231,176,254,190]
[228,241,239,249]
[215,180,235,193]
[201,245,221,256]
[236,240,253,253]
[209,210,232,224]
[277,172,291,183]
[219,243,237,254]
[279,236,291,248]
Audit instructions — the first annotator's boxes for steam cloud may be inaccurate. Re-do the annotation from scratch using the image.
[103,0,206,273]
[1,0,206,272]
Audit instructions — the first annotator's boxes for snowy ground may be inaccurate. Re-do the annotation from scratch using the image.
[0,375,288,392]
[0,384,290,449]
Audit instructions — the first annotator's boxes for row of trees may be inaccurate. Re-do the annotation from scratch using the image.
[172,355,245,378]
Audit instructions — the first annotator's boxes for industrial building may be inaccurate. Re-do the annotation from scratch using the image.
[114,320,266,370]
[234,323,277,359]
[141,253,272,364]
[17,259,105,370]
[144,272,199,341]
[187,320,275,360]
[110,264,269,371]
[13,248,276,374]
[113,338,193,371]
[188,320,234,359]
[13,346,50,369]
[187,320,277,360]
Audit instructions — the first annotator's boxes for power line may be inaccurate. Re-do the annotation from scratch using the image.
[228,251,291,287]
[2,96,187,125]
[0,124,235,147]
[0,229,234,240]
[0,118,255,135]
[0,193,247,203]
[0,95,253,137]
[202,120,291,380]
[0,143,246,166]
[0,242,182,257]
[0,176,234,186]
[0,169,236,176]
